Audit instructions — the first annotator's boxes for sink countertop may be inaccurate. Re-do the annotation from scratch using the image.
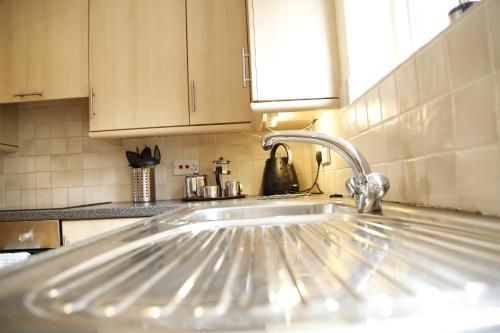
[1,196,500,332]
[0,200,185,222]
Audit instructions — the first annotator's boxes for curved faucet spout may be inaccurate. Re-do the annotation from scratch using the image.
[262,130,390,213]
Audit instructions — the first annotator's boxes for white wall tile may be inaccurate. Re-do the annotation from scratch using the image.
[5,174,20,190]
[385,161,405,203]
[399,107,424,159]
[84,186,101,204]
[453,76,498,149]
[0,190,4,209]
[426,153,457,208]
[82,153,100,169]
[346,107,357,137]
[100,169,117,186]
[4,158,20,174]
[5,190,21,209]
[486,0,500,70]
[35,156,51,172]
[50,138,66,155]
[403,158,428,205]
[66,121,82,137]
[36,189,52,208]
[68,187,84,205]
[355,99,368,133]
[21,190,37,209]
[51,171,68,188]
[84,169,100,187]
[20,174,36,190]
[50,122,66,138]
[416,39,450,103]
[379,74,399,121]
[35,172,52,189]
[358,126,386,165]
[35,123,50,139]
[19,124,35,141]
[366,87,382,127]
[456,146,500,215]
[396,59,420,112]
[67,154,83,170]
[422,95,455,154]
[67,170,84,187]
[67,137,83,154]
[52,188,68,208]
[383,117,404,161]
[447,6,492,89]
[50,155,67,171]
[19,157,35,173]
[35,139,50,155]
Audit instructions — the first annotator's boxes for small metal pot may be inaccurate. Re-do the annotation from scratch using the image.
[184,175,207,198]
[225,181,243,197]
[202,185,220,198]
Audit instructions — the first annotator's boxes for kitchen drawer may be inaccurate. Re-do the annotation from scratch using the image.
[0,220,61,251]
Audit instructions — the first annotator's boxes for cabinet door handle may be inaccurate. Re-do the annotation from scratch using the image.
[89,88,96,117]
[18,228,34,242]
[191,81,196,113]
[13,91,43,97]
[241,48,251,88]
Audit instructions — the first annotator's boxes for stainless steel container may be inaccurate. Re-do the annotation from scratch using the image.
[132,167,155,203]
[225,181,243,197]
[184,175,207,198]
[202,185,220,198]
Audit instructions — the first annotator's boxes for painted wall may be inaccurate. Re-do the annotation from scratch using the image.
[0,100,315,209]
[314,0,500,216]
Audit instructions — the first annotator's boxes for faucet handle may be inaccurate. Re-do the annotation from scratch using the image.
[366,173,390,198]
[345,173,390,213]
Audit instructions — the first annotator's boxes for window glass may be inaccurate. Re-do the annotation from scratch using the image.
[340,0,458,101]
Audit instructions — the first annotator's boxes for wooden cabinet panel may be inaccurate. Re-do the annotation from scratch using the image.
[89,0,189,132]
[0,0,88,103]
[186,0,251,125]
[0,104,18,152]
[62,218,144,245]
[247,0,339,102]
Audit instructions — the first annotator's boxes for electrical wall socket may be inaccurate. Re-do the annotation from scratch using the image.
[320,147,331,166]
[173,160,200,176]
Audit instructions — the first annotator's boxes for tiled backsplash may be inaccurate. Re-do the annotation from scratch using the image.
[0,100,315,209]
[314,0,500,216]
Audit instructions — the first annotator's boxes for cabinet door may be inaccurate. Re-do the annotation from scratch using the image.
[62,218,144,245]
[0,0,88,103]
[247,0,339,102]
[89,0,189,132]
[0,104,18,153]
[187,0,251,125]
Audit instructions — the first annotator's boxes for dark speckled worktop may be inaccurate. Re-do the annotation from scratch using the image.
[0,201,186,222]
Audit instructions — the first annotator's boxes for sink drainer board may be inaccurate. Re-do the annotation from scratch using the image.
[2,202,500,332]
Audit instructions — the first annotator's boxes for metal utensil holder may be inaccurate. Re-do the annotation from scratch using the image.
[132,167,156,203]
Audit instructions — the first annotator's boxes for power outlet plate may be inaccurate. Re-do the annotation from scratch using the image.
[320,147,331,166]
[173,160,200,176]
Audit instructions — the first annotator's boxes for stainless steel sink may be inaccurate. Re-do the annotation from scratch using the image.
[0,198,500,333]
[179,201,356,222]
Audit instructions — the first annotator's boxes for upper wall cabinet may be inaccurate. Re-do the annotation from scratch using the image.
[89,0,189,132]
[247,0,340,112]
[187,0,251,125]
[0,0,88,104]
[0,104,18,153]
[88,0,253,138]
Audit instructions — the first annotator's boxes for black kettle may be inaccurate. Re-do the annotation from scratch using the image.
[262,143,300,195]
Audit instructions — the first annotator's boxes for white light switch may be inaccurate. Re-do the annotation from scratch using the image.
[173,160,200,176]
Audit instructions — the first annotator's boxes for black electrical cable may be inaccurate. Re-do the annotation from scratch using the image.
[291,151,323,195]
